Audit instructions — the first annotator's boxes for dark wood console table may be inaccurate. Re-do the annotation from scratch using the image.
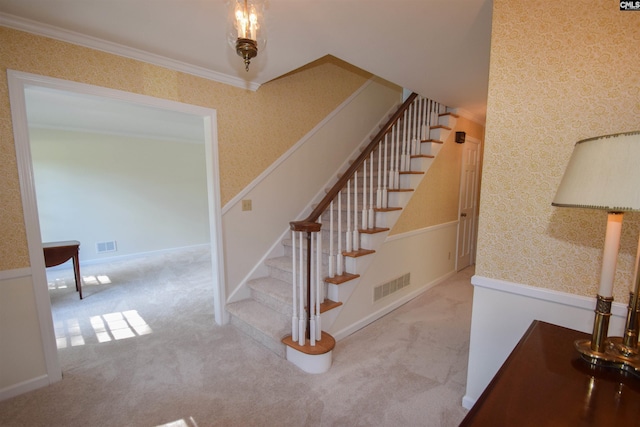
[43,240,83,299]
[460,320,640,426]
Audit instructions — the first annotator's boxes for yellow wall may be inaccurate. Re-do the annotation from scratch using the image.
[0,27,371,271]
[392,116,485,234]
[477,0,640,303]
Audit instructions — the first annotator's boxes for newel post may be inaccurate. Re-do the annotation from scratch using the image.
[290,220,321,340]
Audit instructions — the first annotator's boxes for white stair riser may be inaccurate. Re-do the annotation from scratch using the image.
[360,231,389,249]
[373,210,402,229]
[327,277,359,303]
[411,156,434,172]
[250,286,293,317]
[422,142,443,156]
[388,191,413,207]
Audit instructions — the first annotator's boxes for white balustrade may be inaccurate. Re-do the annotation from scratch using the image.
[289,94,445,347]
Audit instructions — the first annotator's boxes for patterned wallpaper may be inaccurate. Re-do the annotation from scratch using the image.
[0,27,370,270]
[391,116,485,234]
[477,0,640,302]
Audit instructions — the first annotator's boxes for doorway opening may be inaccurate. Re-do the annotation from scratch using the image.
[456,135,481,271]
[7,70,226,383]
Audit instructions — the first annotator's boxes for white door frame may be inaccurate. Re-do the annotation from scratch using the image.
[7,70,227,383]
[456,135,481,271]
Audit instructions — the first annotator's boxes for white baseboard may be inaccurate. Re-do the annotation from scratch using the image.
[462,395,476,410]
[464,274,629,410]
[0,374,49,402]
[331,270,456,341]
[46,243,210,270]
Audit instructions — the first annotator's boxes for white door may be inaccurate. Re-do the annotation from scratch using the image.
[457,138,481,271]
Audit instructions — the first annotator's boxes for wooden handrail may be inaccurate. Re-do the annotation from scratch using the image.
[290,92,418,232]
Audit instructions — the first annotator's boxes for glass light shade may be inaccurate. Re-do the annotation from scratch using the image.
[227,1,266,52]
[552,131,640,212]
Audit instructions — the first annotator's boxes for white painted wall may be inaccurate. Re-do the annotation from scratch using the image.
[0,270,50,400]
[462,275,628,409]
[330,222,458,339]
[3,70,224,402]
[222,78,402,301]
[30,129,209,262]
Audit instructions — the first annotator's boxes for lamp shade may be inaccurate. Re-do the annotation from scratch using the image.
[552,131,640,212]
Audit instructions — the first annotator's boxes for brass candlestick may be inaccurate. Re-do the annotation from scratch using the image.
[575,260,640,377]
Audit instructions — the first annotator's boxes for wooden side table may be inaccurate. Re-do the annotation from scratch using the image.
[460,320,640,426]
[43,240,83,299]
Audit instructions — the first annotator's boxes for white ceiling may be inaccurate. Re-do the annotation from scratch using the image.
[1,0,492,137]
[24,86,207,143]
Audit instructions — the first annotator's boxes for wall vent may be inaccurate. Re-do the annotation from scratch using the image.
[373,273,410,302]
[96,240,117,253]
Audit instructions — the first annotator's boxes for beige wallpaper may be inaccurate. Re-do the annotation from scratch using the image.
[0,27,371,270]
[391,116,485,234]
[477,0,640,303]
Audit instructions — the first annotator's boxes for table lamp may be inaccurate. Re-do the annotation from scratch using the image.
[552,130,640,376]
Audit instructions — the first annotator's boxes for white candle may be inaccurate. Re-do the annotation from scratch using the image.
[235,9,246,39]
[599,212,623,298]
[632,232,640,293]
[249,10,257,40]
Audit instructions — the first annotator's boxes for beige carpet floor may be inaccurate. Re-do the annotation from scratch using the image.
[0,247,472,426]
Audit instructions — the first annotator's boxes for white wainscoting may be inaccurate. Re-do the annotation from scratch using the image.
[330,221,458,340]
[462,275,628,409]
[0,268,58,401]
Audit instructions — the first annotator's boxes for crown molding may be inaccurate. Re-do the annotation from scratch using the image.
[0,12,260,92]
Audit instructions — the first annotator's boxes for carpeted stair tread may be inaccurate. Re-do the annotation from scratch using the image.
[265,256,293,273]
[247,276,293,315]
[226,299,289,357]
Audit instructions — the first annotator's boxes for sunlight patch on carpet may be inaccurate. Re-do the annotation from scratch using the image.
[55,310,153,348]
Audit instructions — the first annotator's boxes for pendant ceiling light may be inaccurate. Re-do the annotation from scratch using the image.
[228,0,265,71]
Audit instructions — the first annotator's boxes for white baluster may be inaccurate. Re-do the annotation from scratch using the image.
[394,123,401,185]
[402,106,409,173]
[432,100,437,126]
[382,134,388,209]
[404,104,412,170]
[376,143,382,209]
[424,99,430,142]
[416,97,423,155]
[337,190,343,276]
[410,98,416,158]
[389,126,396,190]
[310,232,316,346]
[353,172,359,251]
[362,159,368,231]
[434,101,439,125]
[315,225,322,340]
[291,230,298,341]
[298,232,305,346]
[416,98,422,157]
[412,98,418,156]
[329,200,334,278]
[394,114,401,178]
[368,152,375,229]
[346,179,352,253]
[421,98,429,141]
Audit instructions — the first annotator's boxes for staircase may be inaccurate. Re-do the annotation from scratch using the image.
[226,93,457,368]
